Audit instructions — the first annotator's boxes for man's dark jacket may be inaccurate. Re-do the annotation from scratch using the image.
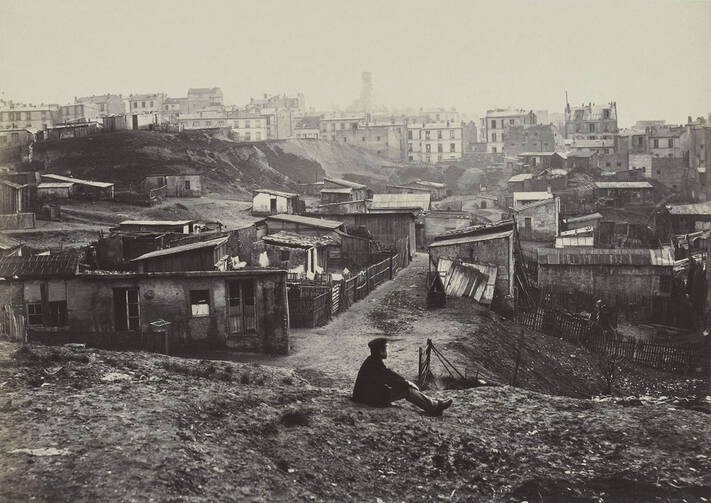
[352,355,410,407]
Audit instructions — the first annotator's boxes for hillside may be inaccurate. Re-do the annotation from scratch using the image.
[29,131,397,198]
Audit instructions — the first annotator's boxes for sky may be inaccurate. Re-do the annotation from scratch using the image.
[1,0,710,126]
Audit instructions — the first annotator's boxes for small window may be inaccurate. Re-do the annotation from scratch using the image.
[27,302,43,325]
[653,139,659,148]
[668,139,673,148]
[280,249,290,262]
[190,290,210,317]
[185,180,191,190]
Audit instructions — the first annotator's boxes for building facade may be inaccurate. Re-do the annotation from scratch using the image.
[407,122,462,163]
[564,101,618,141]
[75,95,125,116]
[484,109,537,153]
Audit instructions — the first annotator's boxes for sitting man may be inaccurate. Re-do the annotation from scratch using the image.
[352,337,453,416]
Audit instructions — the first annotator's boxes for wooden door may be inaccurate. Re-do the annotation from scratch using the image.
[227,280,256,336]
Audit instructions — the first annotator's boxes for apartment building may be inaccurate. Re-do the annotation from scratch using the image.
[75,94,125,116]
[320,116,407,161]
[178,110,276,141]
[504,124,557,157]
[407,121,462,163]
[126,93,167,115]
[60,103,101,123]
[483,109,537,153]
[0,103,60,130]
[564,101,618,140]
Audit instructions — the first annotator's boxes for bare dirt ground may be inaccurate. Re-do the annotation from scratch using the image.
[1,254,710,502]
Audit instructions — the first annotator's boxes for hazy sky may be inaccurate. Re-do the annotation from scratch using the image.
[1,0,710,126]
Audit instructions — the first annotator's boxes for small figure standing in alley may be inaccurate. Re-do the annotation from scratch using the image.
[352,337,453,416]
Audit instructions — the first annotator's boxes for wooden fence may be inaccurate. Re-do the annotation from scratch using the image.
[515,306,706,374]
[287,253,401,328]
[0,305,25,342]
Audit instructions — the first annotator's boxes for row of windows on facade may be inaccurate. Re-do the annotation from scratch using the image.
[132,101,156,109]
[573,123,615,133]
[408,154,459,161]
[190,120,265,128]
[408,143,458,153]
[27,283,256,330]
[489,118,526,129]
[2,111,50,121]
[408,130,457,140]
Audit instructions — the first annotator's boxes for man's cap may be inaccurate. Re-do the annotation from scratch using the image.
[368,337,388,351]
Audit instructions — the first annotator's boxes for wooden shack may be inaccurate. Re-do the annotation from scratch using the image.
[0,180,30,213]
[143,173,202,198]
[41,174,114,200]
[131,236,228,273]
[252,189,303,216]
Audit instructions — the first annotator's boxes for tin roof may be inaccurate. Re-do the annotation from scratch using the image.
[262,231,339,248]
[255,189,298,198]
[371,193,430,211]
[537,248,673,266]
[42,174,114,188]
[266,214,344,229]
[594,181,653,189]
[0,254,79,279]
[666,202,711,216]
[131,237,228,262]
[429,229,514,248]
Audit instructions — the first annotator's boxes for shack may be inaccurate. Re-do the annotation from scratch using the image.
[593,181,654,207]
[0,234,23,258]
[41,174,114,200]
[514,196,560,242]
[255,231,339,276]
[0,255,289,353]
[387,180,446,200]
[251,189,303,216]
[312,200,369,215]
[512,191,553,210]
[37,182,74,200]
[143,174,202,198]
[428,221,515,300]
[264,214,345,237]
[423,211,472,248]
[131,236,229,273]
[320,177,368,204]
[0,180,30,213]
[657,202,711,235]
[536,247,674,308]
[371,193,431,212]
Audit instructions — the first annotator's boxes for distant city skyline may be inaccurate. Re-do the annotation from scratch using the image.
[1,0,710,127]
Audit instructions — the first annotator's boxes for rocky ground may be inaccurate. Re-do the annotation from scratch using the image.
[1,254,710,502]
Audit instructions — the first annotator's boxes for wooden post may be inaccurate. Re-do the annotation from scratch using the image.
[389,256,393,280]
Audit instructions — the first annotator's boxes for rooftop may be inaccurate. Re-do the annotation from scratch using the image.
[371,193,430,211]
[131,237,228,262]
[486,109,532,118]
[513,197,557,212]
[0,254,80,279]
[508,173,533,183]
[320,187,353,194]
[666,202,711,216]
[323,177,367,189]
[262,231,339,248]
[266,214,345,230]
[559,226,594,237]
[433,220,515,241]
[537,247,673,267]
[413,180,446,188]
[38,182,74,189]
[42,174,113,188]
[120,220,194,227]
[429,229,514,248]
[513,191,554,201]
[0,180,26,189]
[594,182,653,189]
[255,189,299,198]
[565,212,604,223]
[0,234,21,250]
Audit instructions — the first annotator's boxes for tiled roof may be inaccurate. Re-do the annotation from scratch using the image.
[131,237,228,262]
[262,231,339,248]
[266,214,344,229]
[537,248,673,266]
[0,254,79,278]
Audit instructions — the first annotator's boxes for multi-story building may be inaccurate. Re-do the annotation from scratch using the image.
[647,125,688,158]
[245,93,305,114]
[564,101,618,140]
[60,103,101,123]
[688,119,711,201]
[503,124,556,157]
[294,117,320,139]
[483,109,537,153]
[407,121,462,164]
[0,103,60,130]
[178,110,284,141]
[75,94,125,116]
[319,116,406,161]
[126,93,166,115]
[186,88,224,112]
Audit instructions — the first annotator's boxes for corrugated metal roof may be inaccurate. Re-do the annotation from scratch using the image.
[267,214,344,229]
[42,174,113,188]
[594,182,653,189]
[0,254,79,278]
[429,229,513,248]
[255,189,298,198]
[537,248,674,266]
[666,202,711,215]
[131,237,228,262]
[262,231,339,248]
[371,193,430,211]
